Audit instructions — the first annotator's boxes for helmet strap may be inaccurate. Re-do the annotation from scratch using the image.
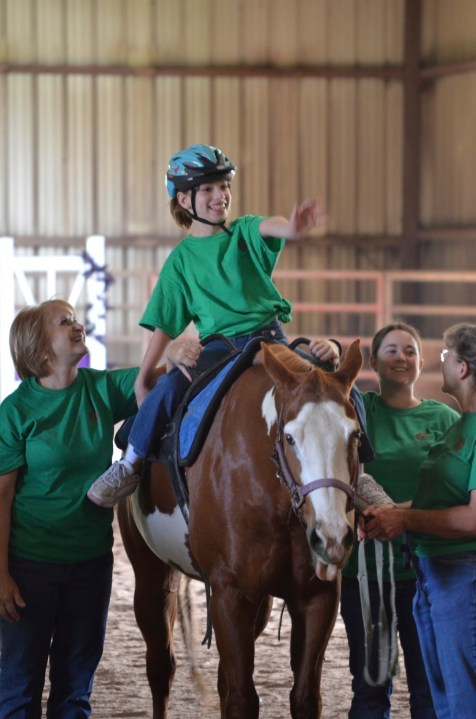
[188,188,232,236]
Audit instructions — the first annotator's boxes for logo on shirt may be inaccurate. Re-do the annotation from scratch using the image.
[238,237,248,252]
[415,433,430,440]
[453,438,466,451]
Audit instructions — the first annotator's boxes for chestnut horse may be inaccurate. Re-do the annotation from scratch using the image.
[118,339,363,718]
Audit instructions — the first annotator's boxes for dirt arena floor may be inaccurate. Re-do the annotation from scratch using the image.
[89,520,411,718]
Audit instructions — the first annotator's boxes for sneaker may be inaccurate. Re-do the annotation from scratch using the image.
[87,459,141,508]
[354,473,395,511]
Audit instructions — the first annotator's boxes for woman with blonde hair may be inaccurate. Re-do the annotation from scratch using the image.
[0,299,138,718]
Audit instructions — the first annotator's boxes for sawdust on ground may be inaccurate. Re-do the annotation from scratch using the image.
[87,522,412,718]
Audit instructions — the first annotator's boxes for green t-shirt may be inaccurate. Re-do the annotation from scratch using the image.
[412,412,476,558]
[0,367,138,563]
[343,392,459,581]
[140,214,292,339]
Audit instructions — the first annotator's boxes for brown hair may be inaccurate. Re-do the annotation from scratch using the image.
[10,299,75,379]
[443,323,476,384]
[169,197,193,229]
[370,322,423,362]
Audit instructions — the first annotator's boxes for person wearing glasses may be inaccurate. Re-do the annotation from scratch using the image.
[363,322,476,719]
[340,322,459,719]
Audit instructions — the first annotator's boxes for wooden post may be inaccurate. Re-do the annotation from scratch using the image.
[402,0,422,269]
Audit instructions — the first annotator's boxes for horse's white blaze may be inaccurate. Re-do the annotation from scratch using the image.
[283,399,357,570]
[130,492,201,579]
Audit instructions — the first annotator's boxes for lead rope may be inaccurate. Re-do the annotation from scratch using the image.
[357,539,399,686]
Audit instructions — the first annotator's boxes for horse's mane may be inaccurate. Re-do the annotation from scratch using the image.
[254,343,313,376]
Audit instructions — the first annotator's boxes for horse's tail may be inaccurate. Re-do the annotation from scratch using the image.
[177,577,212,701]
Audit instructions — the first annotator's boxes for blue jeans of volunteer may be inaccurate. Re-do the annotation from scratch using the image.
[413,552,476,719]
[0,552,113,719]
[340,576,436,719]
[128,319,288,458]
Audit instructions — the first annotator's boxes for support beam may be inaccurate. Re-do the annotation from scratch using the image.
[401,0,422,269]
[0,62,404,81]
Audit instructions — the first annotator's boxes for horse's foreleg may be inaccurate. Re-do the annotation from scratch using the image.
[211,586,264,719]
[117,500,180,719]
[287,580,340,719]
[216,594,273,716]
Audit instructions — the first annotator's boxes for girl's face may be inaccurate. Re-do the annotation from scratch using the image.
[43,304,88,369]
[370,329,423,390]
[179,179,232,226]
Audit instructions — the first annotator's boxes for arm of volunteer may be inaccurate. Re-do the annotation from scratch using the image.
[0,471,26,622]
[363,489,476,541]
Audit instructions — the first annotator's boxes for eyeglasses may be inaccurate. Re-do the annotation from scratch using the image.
[440,348,463,364]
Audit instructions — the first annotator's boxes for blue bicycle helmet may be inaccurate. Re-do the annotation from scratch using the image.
[166,144,236,199]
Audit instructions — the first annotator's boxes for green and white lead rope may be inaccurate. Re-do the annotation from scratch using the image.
[357,539,400,687]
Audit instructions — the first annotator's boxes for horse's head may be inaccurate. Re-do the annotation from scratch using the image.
[260,340,363,582]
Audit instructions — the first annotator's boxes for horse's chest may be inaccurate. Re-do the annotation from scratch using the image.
[130,493,201,579]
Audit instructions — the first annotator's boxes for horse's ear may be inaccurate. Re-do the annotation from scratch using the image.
[260,342,311,386]
[333,339,363,392]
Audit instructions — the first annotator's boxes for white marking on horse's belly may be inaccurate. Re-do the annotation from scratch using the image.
[130,493,201,579]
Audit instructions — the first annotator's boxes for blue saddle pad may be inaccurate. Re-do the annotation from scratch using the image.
[178,352,242,462]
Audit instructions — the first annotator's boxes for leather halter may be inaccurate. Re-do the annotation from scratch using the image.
[271,411,358,516]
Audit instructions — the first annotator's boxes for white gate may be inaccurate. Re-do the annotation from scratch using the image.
[0,235,107,401]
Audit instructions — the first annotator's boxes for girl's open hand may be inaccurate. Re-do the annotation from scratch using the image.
[289,198,328,238]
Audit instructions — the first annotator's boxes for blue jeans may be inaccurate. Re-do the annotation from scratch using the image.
[340,576,435,719]
[0,552,113,719]
[129,319,288,458]
[413,553,476,719]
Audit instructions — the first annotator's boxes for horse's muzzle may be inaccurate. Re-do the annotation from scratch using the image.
[310,523,354,573]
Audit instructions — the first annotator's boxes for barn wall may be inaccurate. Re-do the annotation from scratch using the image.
[0,0,475,365]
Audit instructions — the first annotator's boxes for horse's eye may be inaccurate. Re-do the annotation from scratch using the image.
[285,434,295,446]
[353,431,362,447]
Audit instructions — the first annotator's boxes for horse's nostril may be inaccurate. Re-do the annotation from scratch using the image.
[310,524,354,564]
[310,528,325,557]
